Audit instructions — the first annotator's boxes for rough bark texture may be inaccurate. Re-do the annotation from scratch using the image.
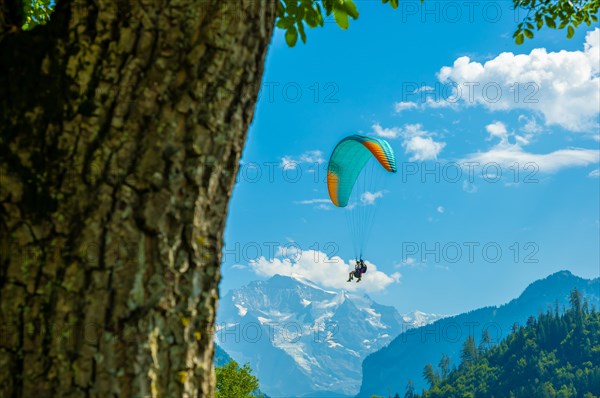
[0,1,276,397]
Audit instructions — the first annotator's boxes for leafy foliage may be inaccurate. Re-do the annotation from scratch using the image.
[18,1,600,45]
[276,0,420,46]
[22,0,54,30]
[513,0,600,44]
[275,0,599,46]
[408,289,600,398]
[215,361,262,398]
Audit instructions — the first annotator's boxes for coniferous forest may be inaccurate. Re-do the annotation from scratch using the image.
[409,289,600,398]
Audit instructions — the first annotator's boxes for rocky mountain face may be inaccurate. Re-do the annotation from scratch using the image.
[215,274,444,397]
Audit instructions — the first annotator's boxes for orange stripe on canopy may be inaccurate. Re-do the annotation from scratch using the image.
[327,170,340,207]
[362,141,393,172]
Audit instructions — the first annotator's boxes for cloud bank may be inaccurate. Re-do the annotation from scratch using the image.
[462,121,599,173]
[395,28,600,133]
[248,248,400,292]
[437,28,600,132]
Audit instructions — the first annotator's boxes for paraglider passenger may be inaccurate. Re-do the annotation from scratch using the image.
[347,259,367,283]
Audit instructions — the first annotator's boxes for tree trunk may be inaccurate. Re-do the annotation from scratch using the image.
[0,1,276,397]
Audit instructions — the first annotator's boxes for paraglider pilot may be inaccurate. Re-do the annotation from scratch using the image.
[347,259,367,283]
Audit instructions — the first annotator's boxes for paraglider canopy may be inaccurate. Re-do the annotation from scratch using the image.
[326,134,397,259]
[327,135,397,207]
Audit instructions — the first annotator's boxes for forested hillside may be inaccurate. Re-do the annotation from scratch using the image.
[410,289,600,398]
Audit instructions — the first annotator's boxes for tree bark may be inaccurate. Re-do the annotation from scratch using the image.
[0,1,276,397]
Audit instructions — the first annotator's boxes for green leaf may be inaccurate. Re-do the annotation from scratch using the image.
[315,3,324,26]
[536,18,543,29]
[515,33,525,45]
[545,16,556,28]
[285,0,297,14]
[297,21,307,43]
[591,15,598,23]
[323,0,333,15]
[524,29,534,39]
[333,8,350,29]
[276,17,292,29]
[285,26,298,47]
[344,0,359,19]
[277,15,296,29]
[296,6,305,21]
[22,0,55,30]
[513,29,523,38]
[305,8,318,28]
[567,25,575,38]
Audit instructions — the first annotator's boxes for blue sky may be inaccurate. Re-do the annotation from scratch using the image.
[220,1,600,315]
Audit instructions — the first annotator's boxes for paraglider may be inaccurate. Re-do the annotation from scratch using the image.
[347,259,368,283]
[326,134,397,282]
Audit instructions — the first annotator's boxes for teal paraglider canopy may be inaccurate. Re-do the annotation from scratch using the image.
[326,135,397,258]
[327,135,397,207]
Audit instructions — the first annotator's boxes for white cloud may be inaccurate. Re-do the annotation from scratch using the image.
[231,264,247,270]
[394,257,428,269]
[401,124,446,161]
[280,156,296,170]
[394,101,419,112]
[436,28,600,132]
[344,202,357,210]
[437,206,445,213]
[486,121,509,141]
[403,257,416,266]
[462,180,478,193]
[296,198,331,205]
[299,150,325,164]
[372,123,401,139]
[518,115,543,134]
[248,249,399,292]
[395,257,416,268]
[404,135,446,161]
[295,198,332,211]
[372,123,446,161]
[485,121,532,146]
[589,169,600,178]
[414,86,435,93]
[360,191,384,205]
[402,123,428,137]
[280,150,325,169]
[461,120,600,174]
[463,144,599,174]
[275,244,302,259]
[394,97,458,112]
[423,96,458,109]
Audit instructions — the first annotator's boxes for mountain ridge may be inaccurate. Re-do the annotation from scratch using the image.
[357,270,600,397]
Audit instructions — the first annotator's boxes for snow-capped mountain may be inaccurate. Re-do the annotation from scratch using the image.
[215,274,444,397]
[402,310,447,329]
